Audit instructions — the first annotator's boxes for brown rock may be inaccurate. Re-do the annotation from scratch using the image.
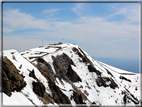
[2,57,26,96]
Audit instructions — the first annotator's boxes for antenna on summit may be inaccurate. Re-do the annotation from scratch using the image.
[42,40,43,46]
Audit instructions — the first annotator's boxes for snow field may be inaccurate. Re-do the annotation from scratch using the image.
[2,43,141,106]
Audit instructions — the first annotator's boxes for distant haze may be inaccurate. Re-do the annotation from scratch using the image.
[93,57,140,74]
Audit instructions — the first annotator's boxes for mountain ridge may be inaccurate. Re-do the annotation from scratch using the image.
[2,43,141,106]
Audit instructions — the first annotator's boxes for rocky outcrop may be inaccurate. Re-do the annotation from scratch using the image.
[95,76,118,89]
[28,69,38,81]
[2,57,26,96]
[70,90,85,104]
[36,57,55,82]
[32,81,45,98]
[66,65,82,82]
[48,80,71,104]
[88,63,118,89]
[35,53,83,104]
[52,53,82,82]
[88,64,101,76]
[119,76,131,82]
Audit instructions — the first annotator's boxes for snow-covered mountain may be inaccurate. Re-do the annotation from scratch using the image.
[2,43,141,106]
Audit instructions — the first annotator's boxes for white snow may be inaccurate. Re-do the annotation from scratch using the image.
[3,92,33,106]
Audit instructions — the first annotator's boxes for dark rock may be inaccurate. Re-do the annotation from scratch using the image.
[2,57,27,96]
[36,57,55,82]
[96,77,103,87]
[55,53,75,71]
[109,78,118,89]
[11,52,15,54]
[19,64,22,69]
[102,77,111,82]
[72,47,79,53]
[123,94,127,105]
[32,81,45,98]
[105,68,114,77]
[66,65,82,82]
[52,53,81,82]
[72,47,88,64]
[88,65,101,76]
[58,42,63,45]
[96,76,118,89]
[78,47,94,66]
[29,69,38,81]
[52,59,62,79]
[37,57,45,63]
[71,90,85,104]
[48,80,71,104]
[2,73,11,96]
[135,87,137,91]
[49,42,63,45]
[119,76,131,82]
[90,102,97,107]
[125,88,139,104]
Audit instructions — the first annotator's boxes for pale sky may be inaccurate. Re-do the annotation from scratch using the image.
[2,1,141,59]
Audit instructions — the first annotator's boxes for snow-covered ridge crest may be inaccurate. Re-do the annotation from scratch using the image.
[2,43,141,106]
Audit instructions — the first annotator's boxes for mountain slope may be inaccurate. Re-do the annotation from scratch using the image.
[2,43,141,106]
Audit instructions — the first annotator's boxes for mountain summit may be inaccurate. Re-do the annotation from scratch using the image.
[2,43,141,106]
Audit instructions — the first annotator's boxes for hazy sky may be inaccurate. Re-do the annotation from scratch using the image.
[2,1,140,59]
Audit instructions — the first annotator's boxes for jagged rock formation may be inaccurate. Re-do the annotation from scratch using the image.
[2,57,26,96]
[2,43,141,106]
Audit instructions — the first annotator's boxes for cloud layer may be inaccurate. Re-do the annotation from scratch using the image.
[3,3,140,59]
[4,9,54,31]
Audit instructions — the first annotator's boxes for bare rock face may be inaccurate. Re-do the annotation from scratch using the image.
[36,57,55,82]
[48,80,71,104]
[88,63,118,89]
[52,53,82,82]
[70,90,85,104]
[66,65,82,82]
[2,57,26,96]
[35,56,72,104]
[88,64,101,76]
[32,81,45,98]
